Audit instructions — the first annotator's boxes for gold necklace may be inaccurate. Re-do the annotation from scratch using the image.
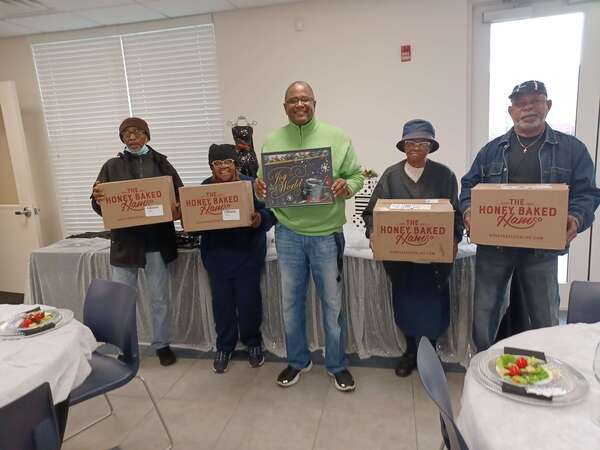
[515,132,543,153]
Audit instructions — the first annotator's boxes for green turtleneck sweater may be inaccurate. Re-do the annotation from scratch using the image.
[258,118,364,236]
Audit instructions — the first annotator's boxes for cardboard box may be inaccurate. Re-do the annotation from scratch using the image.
[99,176,176,230]
[179,180,255,232]
[470,183,568,250]
[372,199,455,263]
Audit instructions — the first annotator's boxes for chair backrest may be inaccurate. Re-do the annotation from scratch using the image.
[84,279,139,364]
[0,382,60,450]
[567,281,600,324]
[417,337,469,450]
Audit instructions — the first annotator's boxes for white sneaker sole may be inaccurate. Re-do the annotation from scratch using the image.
[277,361,313,387]
[328,372,356,392]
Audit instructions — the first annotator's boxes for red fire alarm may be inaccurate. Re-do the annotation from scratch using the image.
[401,44,411,62]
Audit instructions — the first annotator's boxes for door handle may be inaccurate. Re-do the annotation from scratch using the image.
[14,207,39,218]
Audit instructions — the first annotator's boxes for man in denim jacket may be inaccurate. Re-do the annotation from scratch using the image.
[460,80,600,351]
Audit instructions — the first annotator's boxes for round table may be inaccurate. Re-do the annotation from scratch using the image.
[0,304,97,408]
[457,323,600,450]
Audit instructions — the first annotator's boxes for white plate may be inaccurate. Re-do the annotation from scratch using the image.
[471,350,589,407]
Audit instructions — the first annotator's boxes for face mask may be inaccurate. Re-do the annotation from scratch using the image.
[124,144,150,156]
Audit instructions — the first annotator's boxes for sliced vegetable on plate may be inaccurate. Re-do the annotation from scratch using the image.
[495,354,553,385]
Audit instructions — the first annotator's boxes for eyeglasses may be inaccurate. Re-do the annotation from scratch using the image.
[212,159,236,168]
[122,129,146,138]
[285,96,315,105]
[404,140,432,150]
[511,98,547,109]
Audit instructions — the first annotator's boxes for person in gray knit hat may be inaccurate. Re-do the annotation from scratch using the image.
[362,119,463,377]
[91,117,183,366]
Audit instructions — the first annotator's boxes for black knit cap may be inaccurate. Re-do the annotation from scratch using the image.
[208,144,238,166]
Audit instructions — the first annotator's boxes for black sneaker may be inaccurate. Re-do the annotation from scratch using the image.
[276,361,312,387]
[213,351,231,374]
[248,346,265,368]
[395,353,417,377]
[328,369,356,392]
[156,346,176,366]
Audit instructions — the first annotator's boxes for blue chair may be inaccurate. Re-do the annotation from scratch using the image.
[567,280,600,324]
[65,279,173,450]
[416,337,469,450]
[0,382,61,450]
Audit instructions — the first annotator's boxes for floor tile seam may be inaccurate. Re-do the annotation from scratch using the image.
[309,400,326,450]
[115,391,159,448]
[112,363,196,447]
[158,358,203,400]
[411,374,421,450]
[210,371,258,449]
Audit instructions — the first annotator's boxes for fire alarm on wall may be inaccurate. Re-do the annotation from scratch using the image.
[401,45,411,62]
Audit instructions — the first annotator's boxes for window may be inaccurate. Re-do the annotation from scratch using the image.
[32,25,224,235]
[488,13,584,284]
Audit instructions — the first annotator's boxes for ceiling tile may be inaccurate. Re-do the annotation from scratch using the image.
[5,13,100,33]
[77,4,167,25]
[0,20,33,37]
[228,0,301,7]
[0,2,51,19]
[40,0,135,11]
[137,0,235,17]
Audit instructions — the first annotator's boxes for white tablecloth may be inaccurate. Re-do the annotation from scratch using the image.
[27,226,478,365]
[457,323,600,450]
[0,304,98,408]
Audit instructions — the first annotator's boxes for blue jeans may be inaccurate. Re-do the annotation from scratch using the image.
[111,251,171,349]
[473,245,559,351]
[275,224,347,374]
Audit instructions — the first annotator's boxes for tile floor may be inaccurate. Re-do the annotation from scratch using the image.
[62,356,464,450]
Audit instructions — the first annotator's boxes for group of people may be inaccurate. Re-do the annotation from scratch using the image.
[91,79,600,391]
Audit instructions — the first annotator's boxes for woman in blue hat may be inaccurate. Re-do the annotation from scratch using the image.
[362,119,463,377]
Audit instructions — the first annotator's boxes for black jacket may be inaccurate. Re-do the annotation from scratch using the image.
[362,159,464,289]
[199,175,276,278]
[91,146,184,268]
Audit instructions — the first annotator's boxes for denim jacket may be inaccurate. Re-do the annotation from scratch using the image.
[460,124,600,244]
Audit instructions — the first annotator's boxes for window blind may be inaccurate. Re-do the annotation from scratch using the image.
[32,24,224,236]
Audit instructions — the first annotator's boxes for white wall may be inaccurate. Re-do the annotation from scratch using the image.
[0,0,471,244]
[216,0,470,175]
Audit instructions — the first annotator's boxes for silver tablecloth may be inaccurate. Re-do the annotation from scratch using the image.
[26,228,476,365]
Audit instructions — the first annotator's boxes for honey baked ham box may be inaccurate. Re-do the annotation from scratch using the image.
[371,199,455,263]
[99,176,176,229]
[470,184,568,250]
[179,180,255,232]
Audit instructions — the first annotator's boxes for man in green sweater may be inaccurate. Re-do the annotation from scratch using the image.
[256,81,364,392]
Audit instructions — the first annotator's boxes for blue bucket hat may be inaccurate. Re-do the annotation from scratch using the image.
[396,119,440,153]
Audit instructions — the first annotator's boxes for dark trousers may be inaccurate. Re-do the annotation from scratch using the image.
[209,269,263,352]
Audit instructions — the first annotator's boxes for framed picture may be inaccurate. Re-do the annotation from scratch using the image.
[261,147,334,208]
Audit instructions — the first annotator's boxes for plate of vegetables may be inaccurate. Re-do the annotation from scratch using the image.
[472,349,589,406]
[0,306,70,338]
[495,354,553,386]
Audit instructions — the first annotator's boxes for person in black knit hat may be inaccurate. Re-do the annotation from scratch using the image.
[199,144,275,373]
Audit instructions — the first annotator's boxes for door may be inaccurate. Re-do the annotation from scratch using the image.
[0,80,42,294]
[471,0,600,307]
